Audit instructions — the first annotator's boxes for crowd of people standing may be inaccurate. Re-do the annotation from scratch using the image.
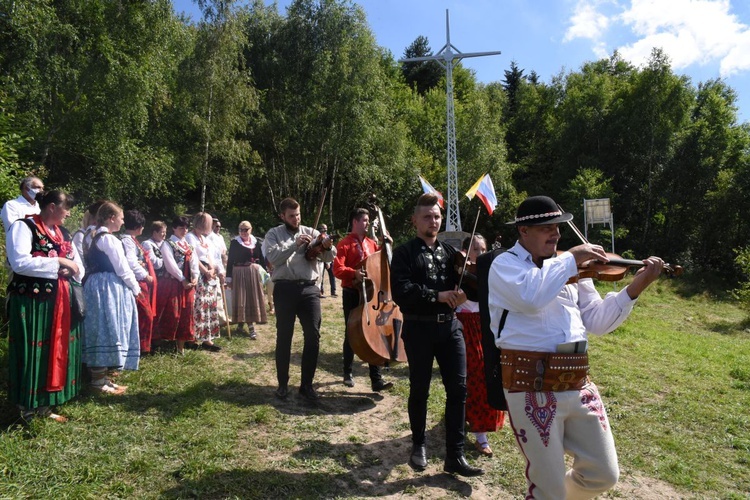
[3,177,668,497]
[2,177,269,419]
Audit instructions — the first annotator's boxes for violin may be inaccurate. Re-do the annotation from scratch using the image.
[562,251,683,283]
[453,252,479,300]
[304,233,332,261]
[554,203,684,283]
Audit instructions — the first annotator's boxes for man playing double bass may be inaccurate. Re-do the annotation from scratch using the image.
[332,208,394,392]
[390,193,484,477]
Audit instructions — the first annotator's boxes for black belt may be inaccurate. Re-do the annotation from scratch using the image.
[402,313,455,323]
[276,279,317,286]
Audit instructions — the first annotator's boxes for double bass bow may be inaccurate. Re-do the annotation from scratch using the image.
[346,196,407,366]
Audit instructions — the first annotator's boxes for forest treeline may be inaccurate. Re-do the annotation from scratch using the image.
[2,0,750,287]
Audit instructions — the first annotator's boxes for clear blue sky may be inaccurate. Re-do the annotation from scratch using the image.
[175,0,750,123]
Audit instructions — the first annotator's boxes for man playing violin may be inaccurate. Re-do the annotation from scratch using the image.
[488,195,663,499]
[390,193,484,477]
[264,197,336,402]
[332,208,394,392]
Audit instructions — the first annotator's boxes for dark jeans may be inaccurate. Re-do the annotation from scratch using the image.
[273,281,321,387]
[320,265,336,295]
[342,287,382,382]
[402,317,467,458]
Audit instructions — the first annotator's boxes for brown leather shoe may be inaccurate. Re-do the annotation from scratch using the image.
[473,440,493,457]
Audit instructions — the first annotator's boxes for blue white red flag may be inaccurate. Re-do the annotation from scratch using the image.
[418,175,445,209]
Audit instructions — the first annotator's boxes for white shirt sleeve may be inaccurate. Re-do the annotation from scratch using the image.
[94,231,140,295]
[161,239,185,281]
[121,236,148,281]
[142,239,164,270]
[6,220,61,278]
[577,279,637,335]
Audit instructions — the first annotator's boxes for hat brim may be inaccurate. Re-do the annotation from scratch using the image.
[506,212,574,226]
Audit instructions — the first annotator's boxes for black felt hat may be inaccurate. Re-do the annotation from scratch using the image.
[506,195,573,226]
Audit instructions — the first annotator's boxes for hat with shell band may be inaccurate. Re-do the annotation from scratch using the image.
[506,195,574,226]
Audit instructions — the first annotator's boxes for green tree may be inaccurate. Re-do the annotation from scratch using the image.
[174,0,258,213]
[400,35,443,95]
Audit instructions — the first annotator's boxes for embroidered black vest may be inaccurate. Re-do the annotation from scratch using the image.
[166,239,192,279]
[7,219,74,298]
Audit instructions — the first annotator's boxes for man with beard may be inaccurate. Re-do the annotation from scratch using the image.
[265,198,336,401]
[390,193,484,477]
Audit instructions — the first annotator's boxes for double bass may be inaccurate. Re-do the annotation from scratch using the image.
[346,198,407,366]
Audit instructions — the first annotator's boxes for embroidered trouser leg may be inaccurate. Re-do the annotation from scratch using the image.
[504,382,619,500]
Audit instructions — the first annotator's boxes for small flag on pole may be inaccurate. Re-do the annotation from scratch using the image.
[465,173,497,214]
[418,175,445,209]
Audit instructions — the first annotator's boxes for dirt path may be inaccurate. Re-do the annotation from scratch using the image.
[225,293,687,499]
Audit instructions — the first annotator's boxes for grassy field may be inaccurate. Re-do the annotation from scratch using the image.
[0,277,749,498]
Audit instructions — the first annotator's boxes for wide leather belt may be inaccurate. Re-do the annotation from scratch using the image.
[402,313,455,323]
[500,349,590,392]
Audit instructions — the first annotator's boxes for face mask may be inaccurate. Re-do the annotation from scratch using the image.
[28,187,41,198]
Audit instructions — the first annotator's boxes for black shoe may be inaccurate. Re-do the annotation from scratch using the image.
[299,384,319,401]
[201,342,221,352]
[331,293,338,297]
[371,379,394,392]
[274,385,288,399]
[343,374,355,387]
[409,444,427,471]
[184,342,200,351]
[444,455,485,477]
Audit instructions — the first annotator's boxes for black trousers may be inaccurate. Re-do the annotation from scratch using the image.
[402,317,467,458]
[342,287,382,382]
[273,281,321,387]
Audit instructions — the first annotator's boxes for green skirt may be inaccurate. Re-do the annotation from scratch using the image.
[7,291,82,409]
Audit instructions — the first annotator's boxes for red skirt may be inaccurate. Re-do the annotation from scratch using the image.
[457,311,505,433]
[136,280,154,353]
[153,277,195,343]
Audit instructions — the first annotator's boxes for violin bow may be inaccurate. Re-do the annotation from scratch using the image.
[557,204,588,245]
[457,208,482,291]
[311,187,328,234]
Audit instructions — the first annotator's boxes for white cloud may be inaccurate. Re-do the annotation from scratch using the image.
[564,0,750,77]
[564,0,611,42]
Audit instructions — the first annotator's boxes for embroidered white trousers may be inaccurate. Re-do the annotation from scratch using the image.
[505,382,619,500]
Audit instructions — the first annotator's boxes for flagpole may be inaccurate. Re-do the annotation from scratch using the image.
[457,207,481,290]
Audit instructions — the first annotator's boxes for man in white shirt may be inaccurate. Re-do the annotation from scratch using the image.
[489,195,663,500]
[1,176,44,232]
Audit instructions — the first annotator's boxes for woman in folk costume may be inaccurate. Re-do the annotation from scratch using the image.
[455,234,505,457]
[121,210,157,355]
[142,220,166,276]
[185,212,223,352]
[226,220,267,339]
[82,201,140,394]
[153,216,198,355]
[6,190,84,422]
